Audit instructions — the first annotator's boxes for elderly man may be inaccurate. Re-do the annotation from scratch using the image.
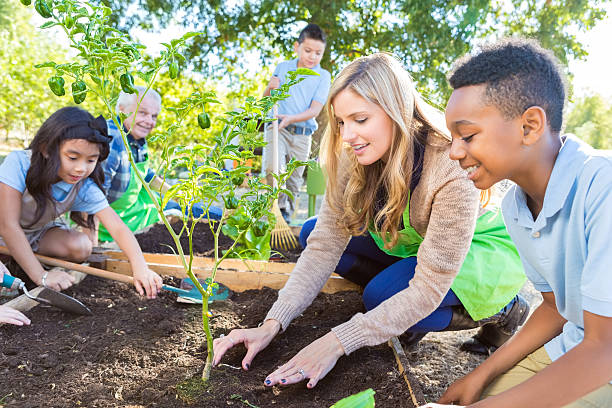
[98,87,219,242]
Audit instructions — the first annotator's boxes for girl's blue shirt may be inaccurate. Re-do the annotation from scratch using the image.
[0,150,108,215]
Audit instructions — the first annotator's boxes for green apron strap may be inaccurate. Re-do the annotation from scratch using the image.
[98,160,161,242]
[369,193,525,320]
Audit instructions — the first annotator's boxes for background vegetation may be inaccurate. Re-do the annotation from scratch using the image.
[1,0,611,150]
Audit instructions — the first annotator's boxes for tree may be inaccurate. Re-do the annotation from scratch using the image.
[98,0,610,104]
[565,94,612,150]
[0,1,104,141]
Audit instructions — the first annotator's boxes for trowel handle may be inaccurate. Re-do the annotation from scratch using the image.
[161,284,192,296]
[1,274,22,290]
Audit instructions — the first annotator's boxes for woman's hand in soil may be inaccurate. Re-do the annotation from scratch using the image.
[264,331,345,388]
[213,319,281,369]
[132,267,163,299]
[418,404,465,408]
[0,305,31,326]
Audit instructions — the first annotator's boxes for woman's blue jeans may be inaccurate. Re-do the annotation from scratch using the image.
[300,217,462,332]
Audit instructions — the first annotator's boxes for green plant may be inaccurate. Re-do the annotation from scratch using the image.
[230,394,260,408]
[21,0,310,381]
[330,389,375,408]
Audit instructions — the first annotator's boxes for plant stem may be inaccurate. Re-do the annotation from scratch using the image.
[201,293,213,380]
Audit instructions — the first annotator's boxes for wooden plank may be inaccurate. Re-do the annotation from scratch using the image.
[3,286,45,313]
[1,269,87,317]
[103,250,296,273]
[105,258,360,294]
[388,337,426,407]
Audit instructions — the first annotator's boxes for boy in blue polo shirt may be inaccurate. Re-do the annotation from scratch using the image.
[427,38,612,407]
[262,23,331,222]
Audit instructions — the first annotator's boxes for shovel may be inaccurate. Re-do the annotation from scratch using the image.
[0,247,227,303]
[1,273,93,315]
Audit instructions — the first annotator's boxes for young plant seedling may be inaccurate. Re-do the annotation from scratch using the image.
[22,0,312,380]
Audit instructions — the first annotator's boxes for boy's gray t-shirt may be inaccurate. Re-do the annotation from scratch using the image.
[273,58,331,130]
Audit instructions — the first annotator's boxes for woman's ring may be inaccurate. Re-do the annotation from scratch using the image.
[297,368,305,379]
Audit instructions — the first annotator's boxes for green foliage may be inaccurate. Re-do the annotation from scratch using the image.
[99,0,610,104]
[565,94,612,150]
[222,207,271,261]
[0,2,106,141]
[331,388,375,408]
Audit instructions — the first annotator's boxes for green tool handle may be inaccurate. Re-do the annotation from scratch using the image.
[161,284,192,296]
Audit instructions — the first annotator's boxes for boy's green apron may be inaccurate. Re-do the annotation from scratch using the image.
[369,193,525,321]
[98,160,161,242]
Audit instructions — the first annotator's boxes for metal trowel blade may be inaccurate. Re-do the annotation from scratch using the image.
[35,288,93,316]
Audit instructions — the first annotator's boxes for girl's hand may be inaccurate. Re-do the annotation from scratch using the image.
[132,267,162,299]
[42,268,76,291]
[1,261,9,276]
[0,305,31,326]
[213,319,281,370]
[419,404,465,408]
[264,331,345,388]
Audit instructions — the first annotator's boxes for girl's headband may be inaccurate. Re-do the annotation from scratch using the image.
[87,115,112,143]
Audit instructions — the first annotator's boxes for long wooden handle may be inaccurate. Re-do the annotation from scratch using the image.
[272,104,279,189]
[0,245,134,285]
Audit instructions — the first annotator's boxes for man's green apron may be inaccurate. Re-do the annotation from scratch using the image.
[98,160,161,242]
[370,193,525,321]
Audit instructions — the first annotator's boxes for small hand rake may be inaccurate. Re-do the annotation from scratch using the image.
[269,104,298,251]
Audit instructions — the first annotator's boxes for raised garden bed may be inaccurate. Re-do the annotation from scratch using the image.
[0,276,421,407]
[0,219,500,407]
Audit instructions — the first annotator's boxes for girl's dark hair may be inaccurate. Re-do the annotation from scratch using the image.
[26,106,111,230]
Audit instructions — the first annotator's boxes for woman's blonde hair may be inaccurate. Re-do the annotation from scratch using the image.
[321,53,451,248]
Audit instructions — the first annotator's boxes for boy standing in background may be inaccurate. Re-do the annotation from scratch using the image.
[262,23,331,223]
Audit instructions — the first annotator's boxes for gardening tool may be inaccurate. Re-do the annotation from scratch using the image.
[269,104,299,250]
[1,273,93,316]
[0,247,227,304]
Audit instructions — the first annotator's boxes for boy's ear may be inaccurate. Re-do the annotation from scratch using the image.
[520,106,547,146]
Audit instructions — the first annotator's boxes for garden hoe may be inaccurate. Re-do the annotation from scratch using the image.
[0,248,228,304]
[269,104,299,250]
[1,273,93,316]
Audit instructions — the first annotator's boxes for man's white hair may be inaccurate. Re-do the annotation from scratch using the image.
[115,86,162,114]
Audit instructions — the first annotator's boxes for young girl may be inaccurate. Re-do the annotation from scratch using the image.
[1,262,30,326]
[212,53,528,388]
[0,107,162,298]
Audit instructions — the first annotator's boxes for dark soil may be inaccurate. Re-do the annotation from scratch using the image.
[135,221,303,263]
[0,277,418,407]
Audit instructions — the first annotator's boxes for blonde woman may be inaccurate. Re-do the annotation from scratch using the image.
[213,53,527,388]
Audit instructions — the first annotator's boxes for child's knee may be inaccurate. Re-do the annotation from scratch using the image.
[65,232,92,262]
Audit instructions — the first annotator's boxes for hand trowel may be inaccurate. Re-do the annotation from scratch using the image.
[1,274,92,316]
